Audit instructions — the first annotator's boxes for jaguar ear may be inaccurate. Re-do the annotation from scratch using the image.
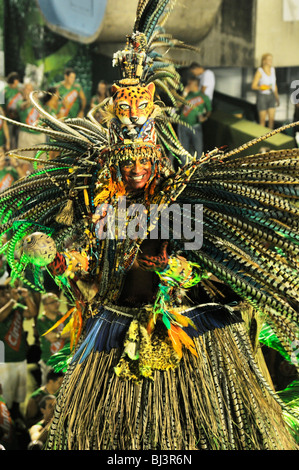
[111,84,121,95]
[145,82,155,97]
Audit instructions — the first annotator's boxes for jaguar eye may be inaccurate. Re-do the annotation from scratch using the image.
[119,104,130,110]
[138,102,148,109]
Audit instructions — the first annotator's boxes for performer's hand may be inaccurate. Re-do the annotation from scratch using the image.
[16,287,30,299]
[137,241,169,272]
[68,251,89,272]
[10,288,20,302]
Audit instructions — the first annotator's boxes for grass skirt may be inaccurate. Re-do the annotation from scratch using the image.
[45,317,297,450]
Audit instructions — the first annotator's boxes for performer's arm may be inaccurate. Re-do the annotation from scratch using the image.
[15,287,38,318]
[22,233,89,278]
[0,299,17,322]
[48,250,89,277]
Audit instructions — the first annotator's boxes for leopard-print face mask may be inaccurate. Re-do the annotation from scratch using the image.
[112,83,155,126]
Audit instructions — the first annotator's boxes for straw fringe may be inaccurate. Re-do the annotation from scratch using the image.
[46,323,298,450]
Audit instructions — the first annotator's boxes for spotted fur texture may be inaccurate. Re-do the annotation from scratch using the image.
[112,83,155,126]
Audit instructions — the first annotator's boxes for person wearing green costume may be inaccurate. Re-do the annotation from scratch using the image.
[40,87,60,118]
[89,80,110,123]
[16,82,46,175]
[0,281,38,422]
[0,108,10,154]
[0,383,14,450]
[57,68,86,119]
[177,74,212,166]
[4,72,22,149]
[25,369,64,428]
[36,293,70,385]
[0,107,18,193]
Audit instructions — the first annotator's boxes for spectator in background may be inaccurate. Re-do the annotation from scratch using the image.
[251,53,279,129]
[0,109,17,193]
[89,80,110,122]
[25,369,64,428]
[0,154,19,194]
[16,82,46,176]
[39,87,62,162]
[40,87,60,118]
[57,68,86,119]
[0,107,10,155]
[36,293,70,385]
[0,383,15,450]
[177,74,212,165]
[0,257,8,284]
[4,72,22,149]
[0,281,38,424]
[28,394,56,447]
[189,62,215,103]
[0,104,16,194]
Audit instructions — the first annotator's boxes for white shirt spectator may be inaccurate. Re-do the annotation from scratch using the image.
[198,69,215,102]
[257,66,276,94]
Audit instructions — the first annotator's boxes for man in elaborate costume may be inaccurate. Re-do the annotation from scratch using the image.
[0,0,298,450]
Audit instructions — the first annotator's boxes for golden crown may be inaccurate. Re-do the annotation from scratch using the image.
[112,32,150,85]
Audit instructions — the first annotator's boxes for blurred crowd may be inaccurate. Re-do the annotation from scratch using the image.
[0,268,71,450]
[0,54,293,175]
[0,64,215,173]
[0,68,111,180]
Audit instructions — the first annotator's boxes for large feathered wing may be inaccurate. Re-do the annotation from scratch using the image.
[172,143,299,369]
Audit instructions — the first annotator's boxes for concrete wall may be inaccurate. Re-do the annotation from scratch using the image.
[37,0,256,67]
[36,0,299,69]
[255,0,299,67]
[172,0,299,69]
[37,0,221,45]
[94,0,257,69]
[191,0,256,68]
[133,0,257,68]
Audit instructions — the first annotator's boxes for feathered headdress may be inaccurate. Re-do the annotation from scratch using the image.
[95,0,198,166]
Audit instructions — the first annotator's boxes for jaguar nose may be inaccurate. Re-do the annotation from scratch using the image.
[130,116,138,123]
